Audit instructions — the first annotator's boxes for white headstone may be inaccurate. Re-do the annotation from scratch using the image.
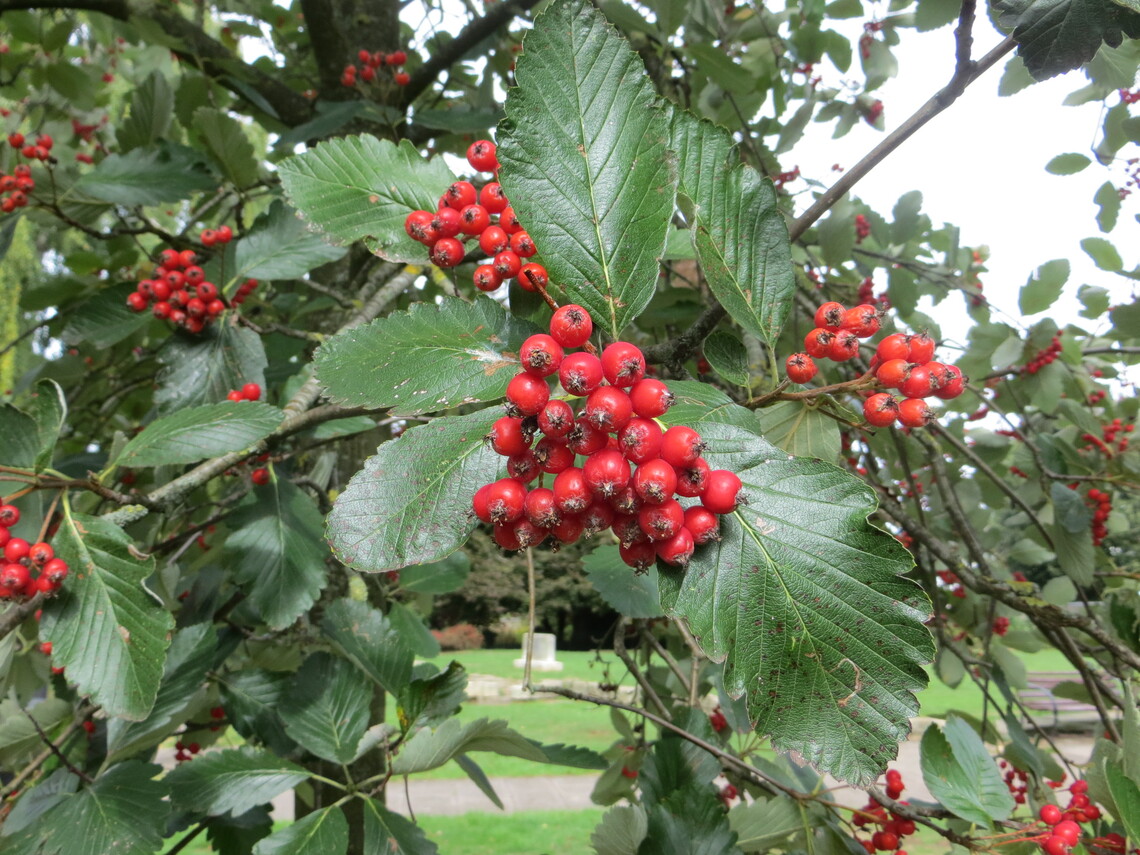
[513,632,564,671]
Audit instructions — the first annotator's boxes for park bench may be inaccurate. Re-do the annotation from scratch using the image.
[1015,671,1100,729]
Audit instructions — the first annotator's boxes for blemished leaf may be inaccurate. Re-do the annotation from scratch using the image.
[920,717,1016,826]
[497,0,676,339]
[993,0,1140,80]
[755,400,840,461]
[227,480,329,630]
[230,201,347,283]
[327,408,503,572]
[321,598,414,695]
[1,763,168,855]
[362,798,440,855]
[582,544,664,618]
[728,797,803,851]
[1018,258,1070,315]
[155,324,267,415]
[703,329,751,386]
[591,805,648,855]
[40,513,174,720]
[117,402,283,467]
[397,661,468,731]
[193,106,260,188]
[116,71,173,153]
[167,747,309,818]
[656,419,933,786]
[391,717,549,775]
[1081,236,1124,271]
[1046,152,1092,174]
[62,284,150,348]
[279,653,372,765]
[277,134,456,262]
[314,296,533,416]
[105,623,222,763]
[252,805,348,855]
[72,143,217,205]
[668,107,795,347]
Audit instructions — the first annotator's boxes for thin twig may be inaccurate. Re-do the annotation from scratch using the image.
[524,548,537,692]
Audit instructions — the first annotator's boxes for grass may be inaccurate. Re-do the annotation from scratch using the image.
[424,648,621,683]
[916,647,1072,718]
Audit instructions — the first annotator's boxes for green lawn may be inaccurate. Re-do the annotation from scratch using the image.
[420,809,604,855]
[424,648,622,683]
[916,647,1072,718]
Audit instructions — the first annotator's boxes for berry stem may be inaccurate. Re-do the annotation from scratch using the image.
[524,268,598,354]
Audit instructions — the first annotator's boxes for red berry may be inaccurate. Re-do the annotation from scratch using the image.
[628,379,675,418]
[489,416,532,456]
[617,418,663,464]
[251,468,270,486]
[518,263,548,292]
[507,451,540,483]
[466,139,499,173]
[533,437,575,474]
[656,527,695,567]
[8,132,24,147]
[493,250,522,279]
[638,499,684,542]
[841,304,881,338]
[509,231,536,258]
[701,470,743,515]
[906,332,936,363]
[875,358,909,389]
[804,328,835,359]
[583,386,633,433]
[584,449,631,498]
[459,204,490,236]
[898,364,934,399]
[581,501,616,535]
[567,422,609,456]
[216,225,233,243]
[632,459,677,505]
[478,225,510,256]
[500,206,522,233]
[1040,804,1062,825]
[1,563,30,594]
[549,305,593,348]
[674,457,710,498]
[932,364,966,399]
[445,181,477,210]
[863,393,899,427]
[875,333,910,363]
[480,183,508,213]
[828,330,861,362]
[553,468,592,514]
[660,426,704,468]
[394,71,410,85]
[473,265,502,292]
[519,334,564,377]
[429,237,465,268]
[127,292,149,312]
[1041,837,1067,855]
[388,50,408,66]
[613,514,649,546]
[559,352,604,396]
[486,478,527,524]
[505,373,550,416]
[896,398,935,428]
[814,301,846,330]
[242,383,262,401]
[28,542,53,566]
[785,353,817,384]
[684,506,720,544]
[551,514,585,544]
[537,400,575,438]
[433,207,462,238]
[4,538,30,563]
[620,540,657,571]
[524,487,561,529]
[1054,821,1081,846]
[601,342,646,387]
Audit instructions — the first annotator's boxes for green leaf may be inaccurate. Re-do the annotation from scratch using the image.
[277,134,456,263]
[668,107,795,347]
[0,699,72,769]
[1079,284,1112,318]
[1081,236,1124,270]
[105,623,220,762]
[362,798,439,855]
[1051,521,1095,586]
[1018,258,1070,315]
[45,63,96,110]
[194,106,260,188]
[230,201,347,283]
[656,420,933,786]
[1105,762,1140,847]
[891,190,924,244]
[397,661,467,731]
[497,0,676,339]
[919,717,1016,825]
[321,598,414,695]
[218,669,295,756]
[1095,180,1122,232]
[167,747,309,818]
[703,329,751,386]
[155,324,267,415]
[72,144,217,206]
[314,297,532,416]
[1045,152,1092,174]
[227,480,329,630]
[398,552,471,594]
[998,55,1037,95]
[327,409,503,572]
[582,544,663,618]
[40,514,174,720]
[116,71,172,153]
[915,0,962,30]
[1,762,168,855]
[992,0,1140,80]
[252,805,348,855]
[30,379,66,472]
[728,797,803,852]
[0,403,38,469]
[62,284,151,348]
[117,402,283,467]
[591,805,648,855]
[388,602,441,658]
[279,653,372,765]
[755,400,839,461]
[391,717,549,775]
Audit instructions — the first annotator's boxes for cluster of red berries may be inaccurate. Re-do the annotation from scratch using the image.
[7,130,53,162]
[0,163,34,214]
[1036,780,1100,855]
[852,769,916,854]
[1120,88,1140,105]
[1086,488,1112,546]
[0,505,69,600]
[709,707,729,733]
[1022,335,1062,375]
[226,383,262,402]
[341,48,410,87]
[855,213,871,243]
[857,276,890,310]
[1082,418,1132,457]
[173,740,201,763]
[992,615,1010,636]
[999,759,1030,803]
[472,305,743,570]
[936,568,967,599]
[787,301,886,381]
[404,140,550,295]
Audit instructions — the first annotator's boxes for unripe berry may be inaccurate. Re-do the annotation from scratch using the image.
[601,342,646,387]
[701,470,743,514]
[863,393,899,428]
[785,353,817,384]
[583,449,631,498]
[549,305,593,348]
[519,334,564,377]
